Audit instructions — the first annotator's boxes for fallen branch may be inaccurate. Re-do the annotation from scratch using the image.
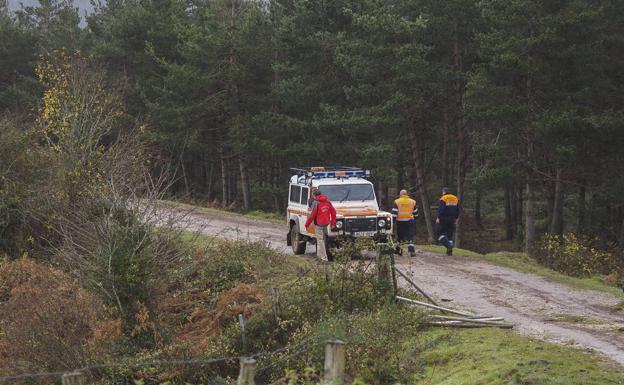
[428,315,513,328]
[393,268,440,307]
[428,320,513,329]
[430,315,504,322]
[428,321,513,329]
[396,296,475,317]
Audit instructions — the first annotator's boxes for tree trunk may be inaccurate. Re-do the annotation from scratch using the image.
[406,113,435,242]
[577,176,586,233]
[220,151,228,208]
[453,32,467,249]
[377,179,385,209]
[549,165,564,236]
[504,185,514,240]
[228,162,237,206]
[396,150,405,194]
[475,185,483,228]
[525,179,535,255]
[524,74,536,256]
[239,157,252,211]
[205,159,214,201]
[181,160,190,198]
[442,109,450,187]
[619,215,624,251]
[545,177,555,231]
[514,185,524,239]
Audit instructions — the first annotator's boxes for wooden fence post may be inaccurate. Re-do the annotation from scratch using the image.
[323,339,345,385]
[376,245,393,295]
[61,371,86,385]
[237,357,256,385]
[390,253,398,298]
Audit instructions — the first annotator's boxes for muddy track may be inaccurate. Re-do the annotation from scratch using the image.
[167,206,624,365]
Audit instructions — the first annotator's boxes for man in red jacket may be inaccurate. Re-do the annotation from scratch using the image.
[305,189,337,261]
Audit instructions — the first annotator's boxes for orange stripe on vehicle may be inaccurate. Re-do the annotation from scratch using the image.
[336,207,378,216]
[288,209,309,216]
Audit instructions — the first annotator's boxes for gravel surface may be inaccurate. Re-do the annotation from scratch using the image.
[162,205,624,365]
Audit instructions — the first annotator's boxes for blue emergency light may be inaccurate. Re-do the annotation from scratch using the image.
[311,170,368,179]
[291,167,371,180]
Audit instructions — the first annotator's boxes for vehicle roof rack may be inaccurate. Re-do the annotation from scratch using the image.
[290,166,371,180]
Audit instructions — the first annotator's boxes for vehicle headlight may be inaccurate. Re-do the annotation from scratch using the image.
[336,221,343,229]
[378,219,386,228]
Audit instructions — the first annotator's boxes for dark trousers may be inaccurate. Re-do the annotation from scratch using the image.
[396,220,414,244]
[436,217,455,246]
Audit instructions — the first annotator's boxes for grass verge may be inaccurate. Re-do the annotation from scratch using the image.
[411,327,623,385]
[418,244,624,299]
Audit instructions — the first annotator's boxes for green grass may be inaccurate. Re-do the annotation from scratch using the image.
[158,199,284,223]
[418,245,624,299]
[410,328,624,385]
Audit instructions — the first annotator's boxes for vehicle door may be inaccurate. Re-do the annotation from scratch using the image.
[288,184,311,236]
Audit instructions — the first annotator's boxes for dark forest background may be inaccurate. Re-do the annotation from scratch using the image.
[2,0,624,255]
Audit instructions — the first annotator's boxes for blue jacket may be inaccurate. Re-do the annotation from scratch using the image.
[438,194,460,219]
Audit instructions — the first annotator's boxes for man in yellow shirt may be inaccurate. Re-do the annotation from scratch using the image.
[392,189,418,256]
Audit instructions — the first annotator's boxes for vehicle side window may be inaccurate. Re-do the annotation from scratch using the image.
[300,187,309,205]
[289,185,301,203]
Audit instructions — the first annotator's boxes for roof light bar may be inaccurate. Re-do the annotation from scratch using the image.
[290,167,372,180]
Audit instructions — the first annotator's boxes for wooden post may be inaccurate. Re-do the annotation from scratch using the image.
[390,254,398,299]
[62,371,86,385]
[238,313,247,353]
[376,245,392,295]
[324,339,346,385]
[237,357,256,385]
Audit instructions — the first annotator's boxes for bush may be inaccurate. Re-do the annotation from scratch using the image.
[536,233,621,277]
[0,121,60,257]
[0,259,121,377]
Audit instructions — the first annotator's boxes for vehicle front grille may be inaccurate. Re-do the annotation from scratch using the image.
[345,217,377,233]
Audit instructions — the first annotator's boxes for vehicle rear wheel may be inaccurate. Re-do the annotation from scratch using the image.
[290,225,306,255]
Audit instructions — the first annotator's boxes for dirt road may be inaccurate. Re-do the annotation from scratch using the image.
[169,206,624,365]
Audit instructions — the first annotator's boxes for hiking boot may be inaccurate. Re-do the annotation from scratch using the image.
[446,247,453,256]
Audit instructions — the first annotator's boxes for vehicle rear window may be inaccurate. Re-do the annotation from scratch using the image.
[300,187,309,205]
[318,184,375,202]
[289,185,301,203]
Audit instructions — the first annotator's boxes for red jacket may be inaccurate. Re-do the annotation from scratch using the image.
[305,194,337,228]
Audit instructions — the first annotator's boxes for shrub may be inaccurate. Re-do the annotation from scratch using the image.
[0,259,121,377]
[0,121,60,257]
[536,233,621,277]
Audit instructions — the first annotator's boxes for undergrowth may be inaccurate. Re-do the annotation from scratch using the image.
[2,235,623,384]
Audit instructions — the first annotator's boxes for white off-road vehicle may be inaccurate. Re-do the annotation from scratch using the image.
[286,167,393,256]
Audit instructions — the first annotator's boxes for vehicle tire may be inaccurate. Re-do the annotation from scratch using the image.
[290,224,307,255]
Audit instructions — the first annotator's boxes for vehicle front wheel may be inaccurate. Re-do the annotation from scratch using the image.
[290,225,307,255]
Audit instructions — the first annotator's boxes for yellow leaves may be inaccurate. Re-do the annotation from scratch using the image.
[33,49,131,200]
[36,49,76,150]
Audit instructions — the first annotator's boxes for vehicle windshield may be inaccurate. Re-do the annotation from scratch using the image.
[318,184,375,202]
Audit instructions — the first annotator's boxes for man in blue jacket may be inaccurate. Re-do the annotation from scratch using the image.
[437,187,460,256]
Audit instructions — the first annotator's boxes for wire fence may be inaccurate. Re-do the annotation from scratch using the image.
[0,334,330,383]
